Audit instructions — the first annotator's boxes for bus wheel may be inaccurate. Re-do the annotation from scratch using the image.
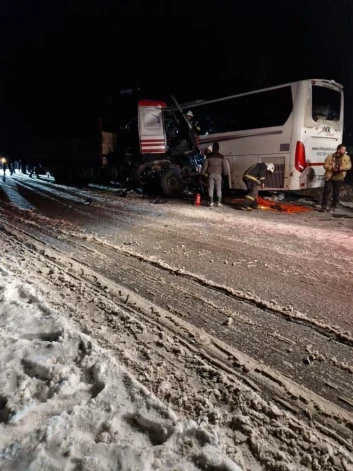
[160,169,184,198]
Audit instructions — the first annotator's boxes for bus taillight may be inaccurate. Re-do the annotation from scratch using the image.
[295,141,306,173]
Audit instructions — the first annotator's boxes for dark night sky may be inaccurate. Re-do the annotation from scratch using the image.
[1,0,353,140]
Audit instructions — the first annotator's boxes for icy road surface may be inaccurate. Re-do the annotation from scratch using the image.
[1,172,353,470]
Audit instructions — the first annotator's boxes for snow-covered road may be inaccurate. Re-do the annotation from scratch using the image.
[1,173,353,470]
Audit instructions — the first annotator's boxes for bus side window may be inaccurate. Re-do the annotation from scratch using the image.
[194,87,293,133]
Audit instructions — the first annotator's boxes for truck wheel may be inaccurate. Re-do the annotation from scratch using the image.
[160,168,183,198]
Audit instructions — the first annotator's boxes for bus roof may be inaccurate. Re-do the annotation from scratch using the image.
[181,79,343,110]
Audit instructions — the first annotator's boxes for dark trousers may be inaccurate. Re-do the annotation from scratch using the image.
[2,162,14,175]
[322,179,343,208]
[29,165,40,178]
[243,180,259,208]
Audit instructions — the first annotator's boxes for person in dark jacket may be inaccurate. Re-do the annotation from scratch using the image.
[241,162,274,210]
[186,110,201,135]
[202,142,228,207]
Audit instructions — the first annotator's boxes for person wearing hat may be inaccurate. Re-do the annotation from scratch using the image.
[185,110,201,135]
[205,145,213,157]
[241,162,275,210]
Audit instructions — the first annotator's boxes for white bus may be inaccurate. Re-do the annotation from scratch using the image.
[184,79,344,191]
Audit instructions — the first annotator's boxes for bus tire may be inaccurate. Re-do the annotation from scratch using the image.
[160,168,184,198]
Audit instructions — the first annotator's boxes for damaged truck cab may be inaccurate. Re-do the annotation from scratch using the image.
[118,99,204,197]
[2,97,203,196]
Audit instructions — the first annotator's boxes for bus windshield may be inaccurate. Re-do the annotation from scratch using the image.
[312,85,341,122]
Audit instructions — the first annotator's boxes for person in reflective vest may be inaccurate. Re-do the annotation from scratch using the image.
[241,163,274,210]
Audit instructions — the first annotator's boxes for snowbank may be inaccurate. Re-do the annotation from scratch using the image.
[0,268,241,471]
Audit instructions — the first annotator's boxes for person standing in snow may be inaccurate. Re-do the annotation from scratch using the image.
[321,144,351,212]
[1,156,15,175]
[199,145,213,196]
[241,162,275,210]
[201,142,228,207]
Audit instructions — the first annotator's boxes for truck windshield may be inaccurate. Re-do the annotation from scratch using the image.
[312,85,341,122]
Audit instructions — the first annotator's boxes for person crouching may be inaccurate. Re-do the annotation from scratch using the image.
[241,163,275,210]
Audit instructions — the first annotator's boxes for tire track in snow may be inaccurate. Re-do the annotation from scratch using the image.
[3,219,353,414]
[1,224,353,459]
[63,232,353,349]
[10,177,103,223]
[2,209,353,412]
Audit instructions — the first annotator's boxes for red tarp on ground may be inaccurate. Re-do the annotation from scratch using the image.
[230,197,313,213]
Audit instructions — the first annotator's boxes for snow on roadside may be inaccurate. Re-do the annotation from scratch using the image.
[0,268,241,471]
